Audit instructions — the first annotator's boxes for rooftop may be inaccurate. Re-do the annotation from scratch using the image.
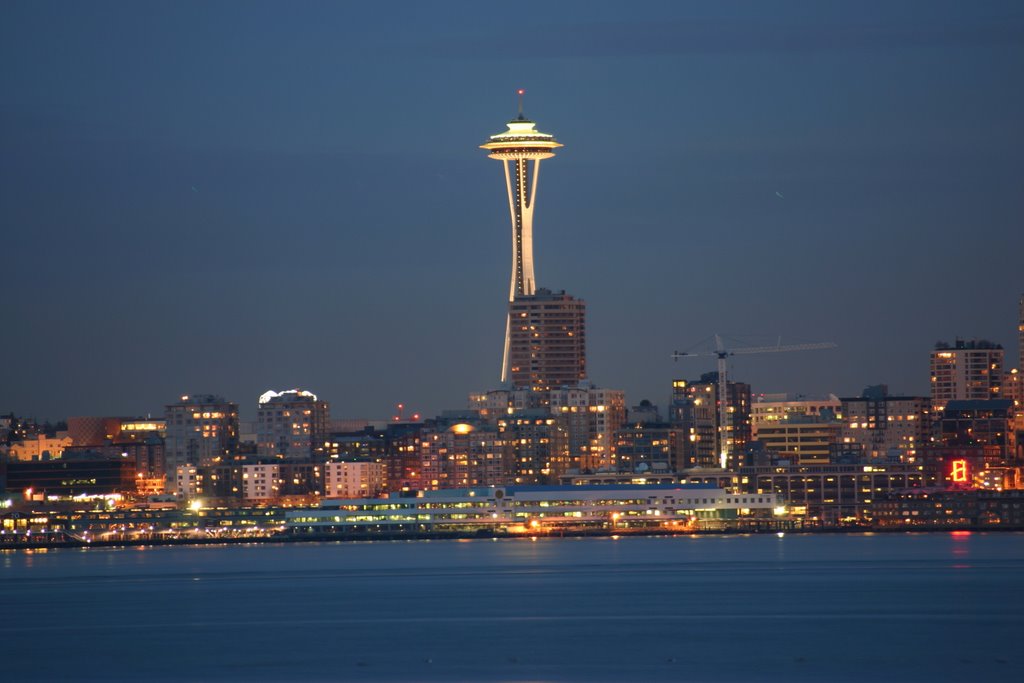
[258,389,320,405]
[934,339,1003,351]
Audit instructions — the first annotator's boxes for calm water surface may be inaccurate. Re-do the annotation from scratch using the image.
[2,532,1022,682]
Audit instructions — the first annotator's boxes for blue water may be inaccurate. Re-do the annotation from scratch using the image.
[2,532,1022,682]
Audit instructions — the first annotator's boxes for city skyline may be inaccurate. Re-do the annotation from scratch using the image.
[2,2,1023,421]
[4,7,1022,683]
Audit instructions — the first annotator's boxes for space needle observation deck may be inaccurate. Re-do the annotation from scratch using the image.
[481,91,563,383]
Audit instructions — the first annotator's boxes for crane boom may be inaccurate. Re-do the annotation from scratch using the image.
[672,342,837,359]
[728,342,837,356]
[672,335,837,469]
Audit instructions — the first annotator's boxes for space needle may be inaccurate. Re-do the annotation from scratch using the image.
[481,90,563,383]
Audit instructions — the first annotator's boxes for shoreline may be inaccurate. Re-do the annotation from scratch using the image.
[3,523,1022,552]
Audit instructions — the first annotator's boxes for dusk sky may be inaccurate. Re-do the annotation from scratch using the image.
[2,1,1023,423]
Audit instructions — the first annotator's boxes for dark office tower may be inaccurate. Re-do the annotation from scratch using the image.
[670,374,752,470]
[668,379,718,469]
[840,386,931,462]
[497,410,569,484]
[164,394,239,477]
[507,288,586,394]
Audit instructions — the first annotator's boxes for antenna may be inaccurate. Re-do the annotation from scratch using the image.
[517,88,525,118]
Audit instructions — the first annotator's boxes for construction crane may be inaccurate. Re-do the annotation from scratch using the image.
[672,335,837,469]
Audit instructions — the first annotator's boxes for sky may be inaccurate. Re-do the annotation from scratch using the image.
[2,1,1023,423]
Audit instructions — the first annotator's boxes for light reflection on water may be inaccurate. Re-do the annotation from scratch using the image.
[2,532,1023,682]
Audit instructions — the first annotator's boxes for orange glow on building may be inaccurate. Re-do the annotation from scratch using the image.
[951,459,968,483]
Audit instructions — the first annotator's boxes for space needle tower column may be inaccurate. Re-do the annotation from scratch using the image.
[481,90,563,383]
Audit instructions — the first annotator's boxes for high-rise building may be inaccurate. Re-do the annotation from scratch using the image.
[549,384,625,472]
[164,394,239,476]
[256,389,330,461]
[614,422,683,474]
[935,399,1016,462]
[385,432,427,493]
[669,379,718,469]
[670,374,751,470]
[840,386,930,462]
[755,414,842,465]
[1007,368,1023,427]
[750,394,841,438]
[748,393,844,465]
[497,410,568,484]
[471,383,624,476]
[930,340,1004,413]
[481,95,563,383]
[507,288,586,394]
[469,387,544,419]
[419,417,513,489]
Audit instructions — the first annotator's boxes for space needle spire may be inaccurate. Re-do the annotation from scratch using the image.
[481,90,563,383]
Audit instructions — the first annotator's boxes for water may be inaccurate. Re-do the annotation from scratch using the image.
[2,532,1022,682]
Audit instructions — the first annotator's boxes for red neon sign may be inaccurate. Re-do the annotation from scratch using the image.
[951,459,968,483]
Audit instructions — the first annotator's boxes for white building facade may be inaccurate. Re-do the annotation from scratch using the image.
[243,463,281,501]
[323,460,385,499]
